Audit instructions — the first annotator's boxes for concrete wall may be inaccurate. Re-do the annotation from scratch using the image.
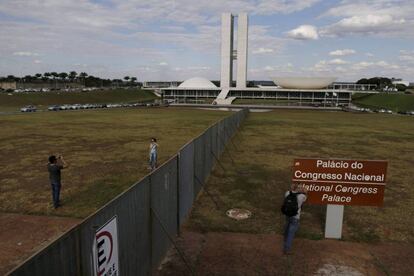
[0,81,85,90]
[0,82,17,90]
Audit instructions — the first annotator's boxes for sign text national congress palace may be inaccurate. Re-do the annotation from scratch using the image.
[292,158,388,206]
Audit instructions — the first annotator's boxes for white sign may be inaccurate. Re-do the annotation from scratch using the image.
[93,216,119,276]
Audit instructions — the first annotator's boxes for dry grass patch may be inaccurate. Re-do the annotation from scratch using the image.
[188,110,414,242]
[0,107,228,218]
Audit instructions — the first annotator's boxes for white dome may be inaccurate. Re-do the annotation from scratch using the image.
[179,77,217,88]
[273,77,337,89]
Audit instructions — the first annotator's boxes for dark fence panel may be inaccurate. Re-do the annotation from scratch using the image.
[9,108,248,276]
[150,156,178,269]
[178,142,195,226]
[193,133,205,196]
[77,176,151,276]
[203,129,213,180]
[211,124,219,157]
[9,228,80,276]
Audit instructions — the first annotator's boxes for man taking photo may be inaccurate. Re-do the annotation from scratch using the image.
[47,155,68,209]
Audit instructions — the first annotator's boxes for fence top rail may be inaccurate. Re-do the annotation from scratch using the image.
[176,108,248,153]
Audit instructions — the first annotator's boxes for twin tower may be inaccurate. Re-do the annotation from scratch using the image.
[220,13,248,89]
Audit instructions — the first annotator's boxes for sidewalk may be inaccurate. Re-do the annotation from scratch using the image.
[157,230,414,276]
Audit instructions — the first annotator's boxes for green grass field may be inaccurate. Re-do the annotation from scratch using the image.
[0,108,227,218]
[188,110,414,243]
[353,93,414,112]
[0,89,157,112]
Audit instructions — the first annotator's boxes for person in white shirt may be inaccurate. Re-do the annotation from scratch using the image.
[283,183,307,254]
[149,138,158,170]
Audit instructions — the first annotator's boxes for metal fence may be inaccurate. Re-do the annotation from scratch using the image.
[9,108,248,276]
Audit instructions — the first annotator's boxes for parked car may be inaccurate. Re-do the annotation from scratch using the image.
[60,104,71,110]
[20,105,37,112]
[70,104,82,110]
[48,105,60,111]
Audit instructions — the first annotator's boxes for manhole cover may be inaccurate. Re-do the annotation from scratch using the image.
[226,208,252,220]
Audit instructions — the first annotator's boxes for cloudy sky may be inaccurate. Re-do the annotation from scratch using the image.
[1,0,413,81]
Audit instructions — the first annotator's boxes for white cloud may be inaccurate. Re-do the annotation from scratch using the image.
[264,65,276,71]
[399,50,414,63]
[159,62,168,66]
[286,25,319,40]
[321,14,406,36]
[13,51,39,56]
[187,66,211,70]
[365,52,374,57]
[335,66,347,72]
[254,0,321,15]
[33,59,42,64]
[351,60,400,70]
[320,1,414,37]
[328,58,349,65]
[252,47,274,54]
[329,49,356,56]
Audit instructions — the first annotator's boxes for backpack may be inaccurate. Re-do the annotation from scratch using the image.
[281,192,299,217]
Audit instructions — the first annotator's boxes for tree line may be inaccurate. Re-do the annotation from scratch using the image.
[356,77,408,91]
[0,72,141,87]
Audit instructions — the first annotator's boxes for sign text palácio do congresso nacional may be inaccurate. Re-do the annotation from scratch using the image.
[292,158,388,206]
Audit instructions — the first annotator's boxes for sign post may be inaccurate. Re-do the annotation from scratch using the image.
[292,158,387,239]
[325,204,344,239]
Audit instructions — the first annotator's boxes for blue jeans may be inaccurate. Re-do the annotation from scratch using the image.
[149,152,157,169]
[283,216,299,252]
[51,182,61,208]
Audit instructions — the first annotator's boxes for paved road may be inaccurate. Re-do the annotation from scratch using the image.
[171,103,343,111]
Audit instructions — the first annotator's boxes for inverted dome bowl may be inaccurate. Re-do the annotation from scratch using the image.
[273,77,337,89]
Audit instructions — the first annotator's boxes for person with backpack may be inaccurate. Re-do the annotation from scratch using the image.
[281,183,308,254]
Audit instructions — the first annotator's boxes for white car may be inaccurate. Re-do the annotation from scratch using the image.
[20,105,37,112]
[60,104,71,110]
[70,104,82,110]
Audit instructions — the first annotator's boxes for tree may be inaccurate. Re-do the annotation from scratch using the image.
[23,75,33,82]
[34,73,42,79]
[130,77,137,83]
[124,76,130,83]
[69,71,77,82]
[58,72,68,80]
[396,84,407,91]
[79,72,88,78]
[79,72,88,86]
[356,77,392,90]
[113,79,122,88]
[7,75,17,81]
[50,72,58,89]
[50,72,58,79]
[356,78,368,84]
